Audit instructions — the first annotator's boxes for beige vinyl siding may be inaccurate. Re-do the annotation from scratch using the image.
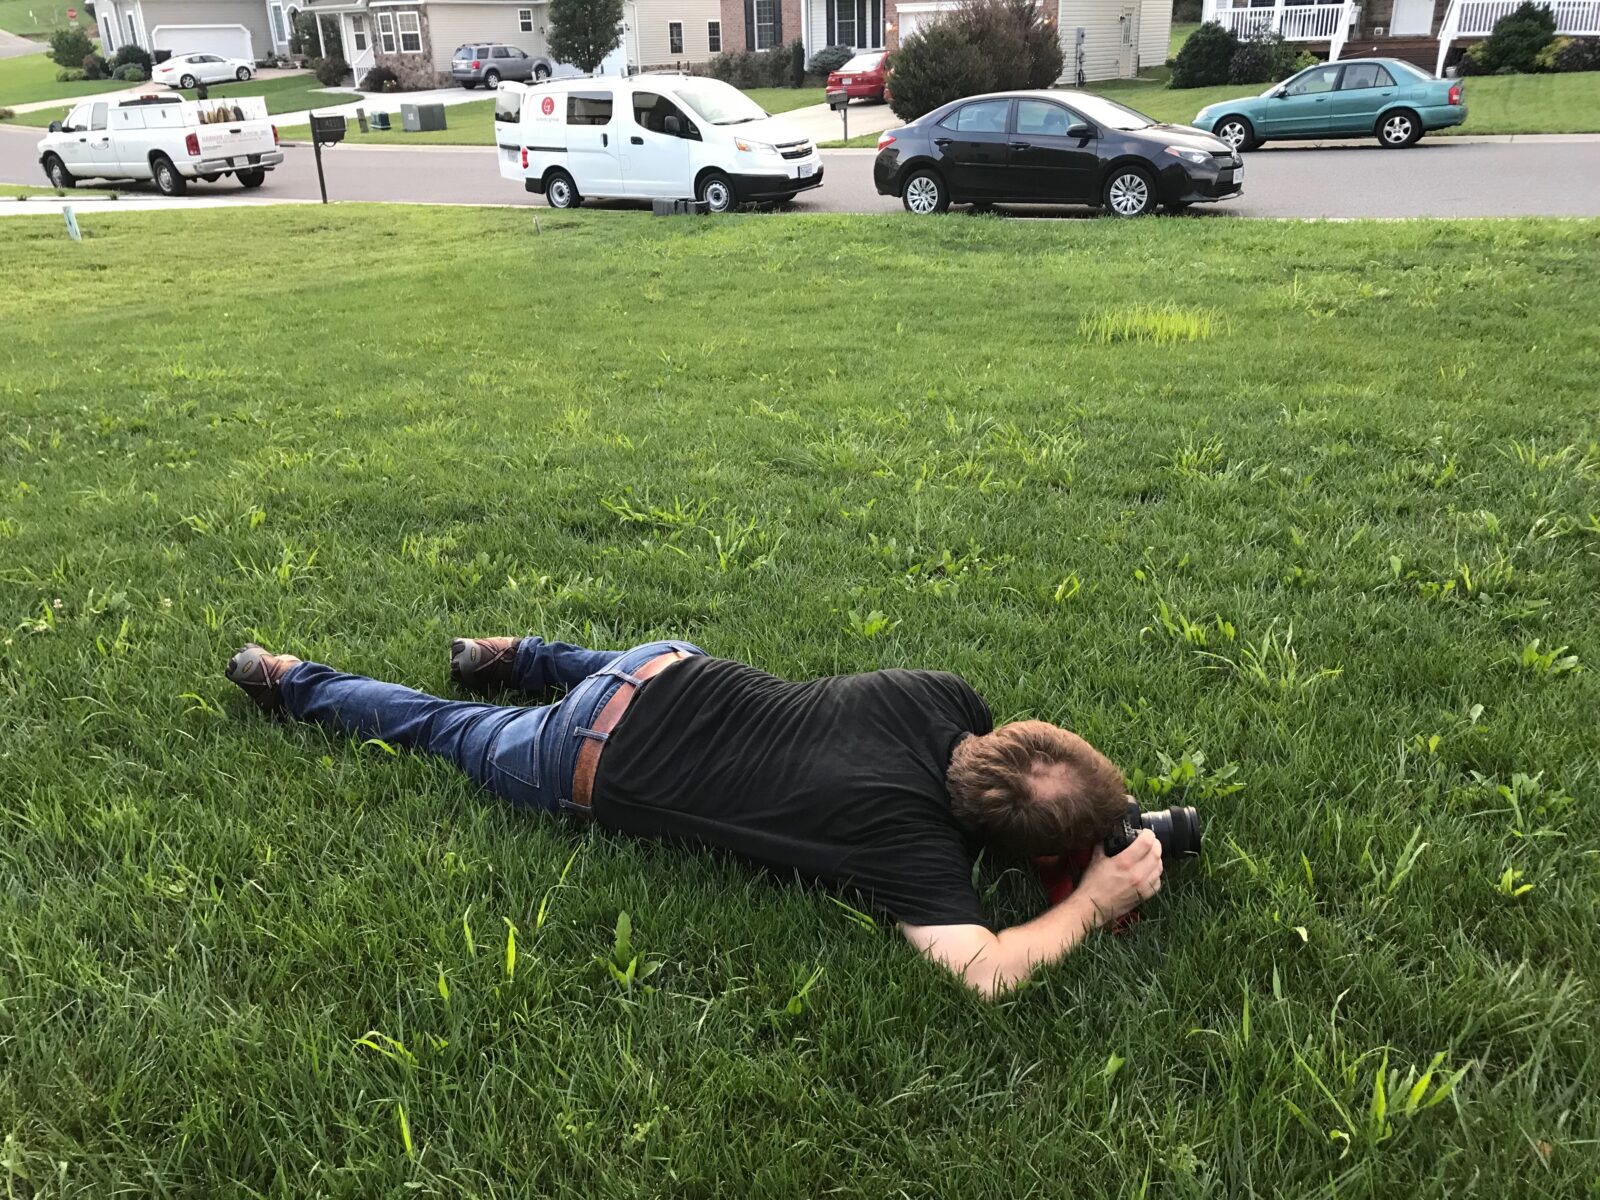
[140,0,275,58]
[1057,0,1135,81]
[635,0,721,66]
[1138,0,1169,69]
[422,0,550,71]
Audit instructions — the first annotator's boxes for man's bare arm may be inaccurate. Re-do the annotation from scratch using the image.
[901,832,1164,999]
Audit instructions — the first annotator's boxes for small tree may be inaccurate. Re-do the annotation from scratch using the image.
[888,0,1062,120]
[48,26,95,69]
[113,43,154,74]
[1476,2,1557,74]
[1169,20,1238,88]
[548,0,624,74]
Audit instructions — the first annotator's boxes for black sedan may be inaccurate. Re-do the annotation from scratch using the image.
[873,90,1243,216]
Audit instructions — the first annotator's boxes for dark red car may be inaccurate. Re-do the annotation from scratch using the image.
[826,51,888,102]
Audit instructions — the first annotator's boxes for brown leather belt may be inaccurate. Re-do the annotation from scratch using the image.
[569,650,689,814]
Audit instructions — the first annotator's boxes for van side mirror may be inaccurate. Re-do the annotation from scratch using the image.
[664,114,681,136]
[1067,121,1093,139]
[49,120,63,132]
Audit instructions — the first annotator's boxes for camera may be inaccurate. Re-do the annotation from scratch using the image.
[1104,798,1202,858]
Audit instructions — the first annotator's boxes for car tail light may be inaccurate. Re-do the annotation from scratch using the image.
[472,60,481,69]
[272,124,279,145]
[1448,83,1462,105]
[877,132,896,151]
[521,147,528,169]
[185,132,200,157]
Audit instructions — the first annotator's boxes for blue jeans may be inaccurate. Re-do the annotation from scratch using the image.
[278,638,704,814]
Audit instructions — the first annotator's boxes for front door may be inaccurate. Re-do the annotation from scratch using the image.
[1328,61,1398,134]
[1006,98,1097,202]
[932,98,1013,198]
[348,15,375,82]
[1389,0,1434,36]
[624,88,694,198]
[563,89,625,196]
[1260,63,1341,138]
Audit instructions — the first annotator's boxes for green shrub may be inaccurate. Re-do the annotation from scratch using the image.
[889,0,1062,121]
[48,27,95,69]
[1476,2,1557,74]
[0,107,13,120]
[1227,31,1304,84]
[361,65,401,91]
[81,53,110,80]
[1170,20,1239,88]
[809,44,853,75]
[1534,35,1600,72]
[703,49,756,86]
[789,39,806,86]
[111,64,146,82]
[113,44,154,73]
[311,56,349,87]
[55,68,87,82]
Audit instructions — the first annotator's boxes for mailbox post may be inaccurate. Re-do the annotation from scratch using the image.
[826,89,850,144]
[309,112,347,204]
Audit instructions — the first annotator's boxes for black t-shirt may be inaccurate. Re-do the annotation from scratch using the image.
[594,657,996,928]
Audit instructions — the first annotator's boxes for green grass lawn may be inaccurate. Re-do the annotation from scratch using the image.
[1170,21,1199,60]
[1,181,118,195]
[282,86,827,146]
[1096,69,1600,136]
[0,51,129,106]
[0,0,81,35]
[2,72,359,127]
[2,208,1598,1197]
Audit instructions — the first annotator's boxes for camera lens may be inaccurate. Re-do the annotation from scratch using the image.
[1140,805,1202,857]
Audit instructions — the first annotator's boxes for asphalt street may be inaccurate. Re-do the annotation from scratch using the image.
[4,122,1599,218]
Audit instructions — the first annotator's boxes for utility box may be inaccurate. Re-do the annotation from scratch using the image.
[370,110,392,131]
[652,198,708,216]
[310,113,347,144]
[401,103,447,133]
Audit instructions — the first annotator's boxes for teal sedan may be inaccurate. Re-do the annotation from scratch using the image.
[1194,58,1466,152]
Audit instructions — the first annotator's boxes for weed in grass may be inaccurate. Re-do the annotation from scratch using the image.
[1198,621,1342,697]
[1518,638,1581,677]
[1079,303,1219,344]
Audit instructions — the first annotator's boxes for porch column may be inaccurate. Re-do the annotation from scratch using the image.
[1271,0,1286,34]
[317,13,328,56]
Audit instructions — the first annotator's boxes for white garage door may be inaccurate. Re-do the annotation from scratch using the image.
[152,24,254,60]
[894,1,960,42]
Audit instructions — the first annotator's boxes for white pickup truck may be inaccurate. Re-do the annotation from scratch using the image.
[37,94,284,196]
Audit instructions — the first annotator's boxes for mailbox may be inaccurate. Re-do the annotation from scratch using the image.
[310,113,347,144]
[826,90,849,111]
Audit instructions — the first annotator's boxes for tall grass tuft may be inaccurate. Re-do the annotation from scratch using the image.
[1079,303,1220,344]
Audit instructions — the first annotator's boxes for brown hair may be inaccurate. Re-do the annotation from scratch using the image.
[946,721,1128,856]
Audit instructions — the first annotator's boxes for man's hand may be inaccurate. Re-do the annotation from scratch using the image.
[1074,831,1163,929]
[901,831,1165,1000]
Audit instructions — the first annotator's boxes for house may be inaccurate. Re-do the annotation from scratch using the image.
[96,0,295,60]
[716,0,1171,81]
[1200,0,1600,75]
[297,0,724,88]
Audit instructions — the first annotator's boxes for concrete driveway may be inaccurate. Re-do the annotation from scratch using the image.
[0,30,43,61]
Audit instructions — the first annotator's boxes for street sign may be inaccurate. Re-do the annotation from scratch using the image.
[67,7,77,19]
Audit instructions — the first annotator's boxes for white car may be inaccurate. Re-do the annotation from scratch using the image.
[37,94,282,195]
[154,52,255,89]
[495,74,822,212]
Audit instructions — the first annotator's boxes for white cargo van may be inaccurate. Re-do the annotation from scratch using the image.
[494,74,823,212]
[36,94,283,196]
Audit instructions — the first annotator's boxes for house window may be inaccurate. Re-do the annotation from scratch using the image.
[126,13,136,46]
[707,19,720,51]
[398,11,422,53]
[270,3,287,43]
[377,12,396,53]
[828,0,883,49]
[352,15,368,51]
[754,0,776,48]
[668,21,682,54]
[835,2,854,47]
[518,7,533,31]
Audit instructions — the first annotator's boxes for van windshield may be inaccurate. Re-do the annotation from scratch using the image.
[671,80,768,125]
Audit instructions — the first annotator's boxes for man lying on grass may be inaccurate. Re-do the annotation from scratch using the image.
[226,635,1164,997]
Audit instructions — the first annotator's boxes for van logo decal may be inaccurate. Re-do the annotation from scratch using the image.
[541,96,555,116]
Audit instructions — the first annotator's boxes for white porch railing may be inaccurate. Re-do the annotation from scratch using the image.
[1437,0,1600,74]
[1201,2,1358,58]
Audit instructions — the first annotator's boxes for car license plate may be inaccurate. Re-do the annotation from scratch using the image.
[842,77,852,85]
[798,163,813,179]
[232,156,248,168]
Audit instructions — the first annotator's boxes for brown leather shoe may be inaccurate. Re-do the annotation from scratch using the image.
[225,643,302,713]
[450,636,522,691]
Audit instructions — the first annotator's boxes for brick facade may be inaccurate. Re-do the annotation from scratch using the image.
[720,0,805,51]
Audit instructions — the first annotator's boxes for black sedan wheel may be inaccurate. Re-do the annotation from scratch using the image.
[902,169,948,215]
[1104,166,1156,217]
